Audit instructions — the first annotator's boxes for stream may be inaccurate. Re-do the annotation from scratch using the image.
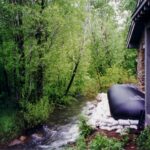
[10,96,96,150]
[8,92,140,150]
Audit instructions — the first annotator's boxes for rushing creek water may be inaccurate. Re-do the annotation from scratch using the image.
[10,96,96,150]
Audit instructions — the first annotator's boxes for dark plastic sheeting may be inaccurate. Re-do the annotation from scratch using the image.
[107,84,145,120]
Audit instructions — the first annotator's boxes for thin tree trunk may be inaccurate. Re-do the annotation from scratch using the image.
[3,66,10,96]
[9,0,25,100]
[64,59,80,96]
[64,6,90,96]
[35,0,47,99]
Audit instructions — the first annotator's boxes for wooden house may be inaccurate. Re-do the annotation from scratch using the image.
[127,0,150,125]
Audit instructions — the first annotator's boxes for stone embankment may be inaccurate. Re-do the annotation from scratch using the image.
[83,93,139,134]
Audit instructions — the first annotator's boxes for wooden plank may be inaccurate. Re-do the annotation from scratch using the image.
[132,0,147,20]
[145,25,150,125]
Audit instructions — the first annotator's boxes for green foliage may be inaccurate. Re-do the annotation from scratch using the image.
[100,66,137,90]
[75,136,87,150]
[90,134,123,150]
[60,96,78,106]
[121,134,130,147]
[82,77,99,98]
[64,136,86,150]
[0,111,21,143]
[120,0,137,13]
[0,0,138,142]
[79,117,93,138]
[137,126,150,150]
[123,49,137,75]
[20,97,53,127]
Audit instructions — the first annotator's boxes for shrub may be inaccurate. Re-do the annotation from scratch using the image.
[0,112,20,143]
[100,66,137,90]
[79,117,93,138]
[90,134,123,150]
[137,126,150,150]
[21,96,54,127]
[82,77,99,98]
[76,136,87,150]
[60,96,77,106]
[121,134,129,147]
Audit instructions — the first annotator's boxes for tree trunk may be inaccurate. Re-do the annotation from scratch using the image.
[35,0,47,99]
[9,0,25,100]
[64,59,80,96]
[3,66,10,96]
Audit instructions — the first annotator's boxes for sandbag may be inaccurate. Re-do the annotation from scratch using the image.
[107,84,145,120]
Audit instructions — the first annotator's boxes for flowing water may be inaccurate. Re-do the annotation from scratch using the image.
[10,96,96,150]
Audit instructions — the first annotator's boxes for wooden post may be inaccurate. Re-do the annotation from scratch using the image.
[145,25,150,125]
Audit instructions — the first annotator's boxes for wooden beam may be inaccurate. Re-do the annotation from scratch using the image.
[145,25,150,125]
[132,0,147,20]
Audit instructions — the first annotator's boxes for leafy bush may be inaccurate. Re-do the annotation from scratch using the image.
[100,66,137,90]
[0,112,20,143]
[76,136,87,150]
[79,117,93,138]
[137,126,150,150]
[90,134,123,150]
[64,136,86,150]
[121,134,129,147]
[82,76,99,98]
[60,96,77,106]
[21,96,54,127]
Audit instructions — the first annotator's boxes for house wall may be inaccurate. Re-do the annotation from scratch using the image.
[137,37,145,92]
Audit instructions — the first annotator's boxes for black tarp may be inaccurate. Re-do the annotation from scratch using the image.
[107,84,145,120]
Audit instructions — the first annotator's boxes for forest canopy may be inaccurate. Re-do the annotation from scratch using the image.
[0,0,137,142]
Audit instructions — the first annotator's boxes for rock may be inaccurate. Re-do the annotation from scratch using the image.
[87,112,93,116]
[9,139,22,147]
[124,125,130,129]
[99,122,107,127]
[103,118,118,126]
[116,129,123,134]
[19,136,27,142]
[31,133,43,141]
[111,120,119,126]
[82,93,139,134]
[130,125,138,130]
[130,120,139,125]
[119,128,129,135]
[118,119,130,126]
[115,125,123,129]
[93,101,98,107]
[89,105,95,110]
[110,126,119,130]
[96,93,102,101]
[100,126,112,131]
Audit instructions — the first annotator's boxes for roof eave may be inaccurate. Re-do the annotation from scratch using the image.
[127,0,150,49]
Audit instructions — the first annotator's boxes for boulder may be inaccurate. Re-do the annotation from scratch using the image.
[96,93,102,101]
[9,139,22,147]
[31,133,43,142]
[19,136,27,142]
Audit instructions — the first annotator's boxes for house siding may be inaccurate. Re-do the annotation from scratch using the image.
[137,38,145,92]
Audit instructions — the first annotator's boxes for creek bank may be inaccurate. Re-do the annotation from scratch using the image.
[83,93,139,134]
[7,93,140,149]
[69,128,139,150]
